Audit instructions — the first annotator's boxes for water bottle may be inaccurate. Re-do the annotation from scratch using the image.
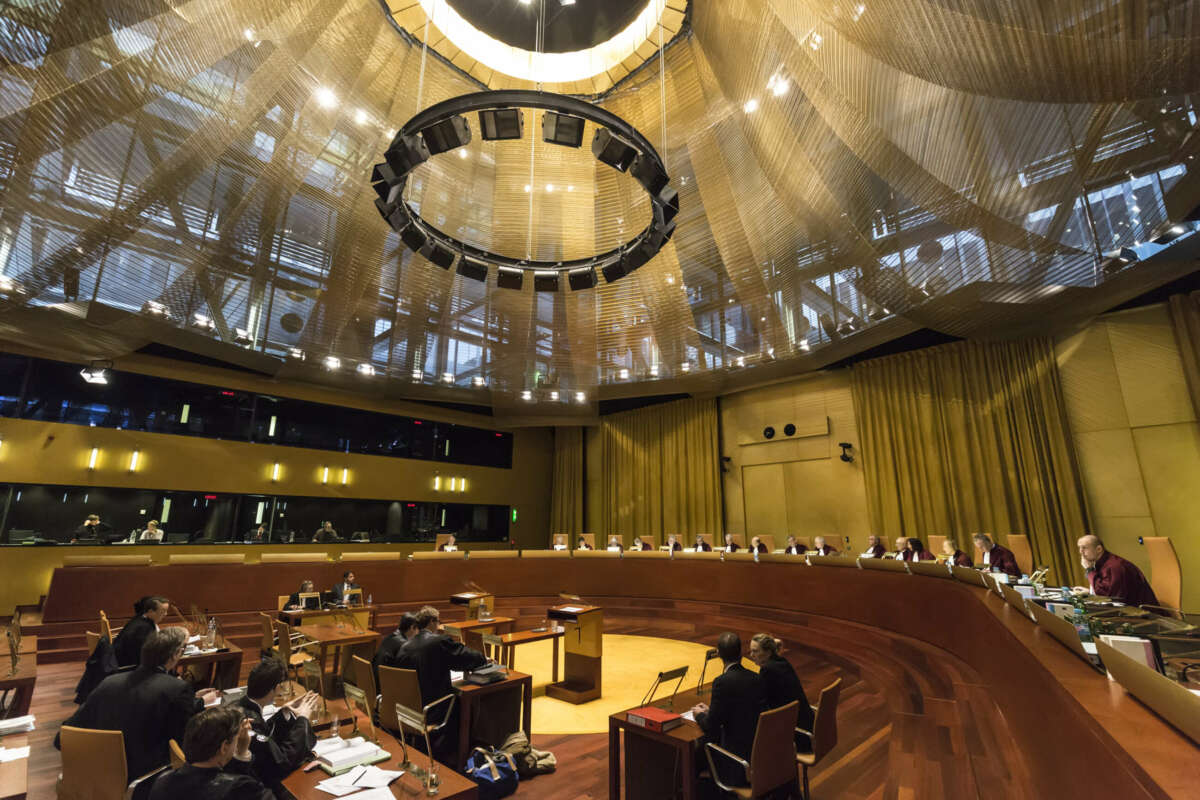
[367,594,373,606]
[207,617,217,647]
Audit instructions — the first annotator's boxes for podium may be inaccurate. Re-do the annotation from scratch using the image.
[545,602,602,704]
[450,591,494,620]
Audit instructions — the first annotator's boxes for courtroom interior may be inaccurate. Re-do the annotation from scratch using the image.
[0,0,1199,798]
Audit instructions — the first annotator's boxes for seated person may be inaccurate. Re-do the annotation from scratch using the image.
[689,632,765,788]
[606,535,624,553]
[235,659,318,795]
[72,513,114,543]
[438,534,457,552]
[749,536,768,554]
[285,580,318,611]
[372,612,420,686]
[1078,534,1158,606]
[892,536,912,561]
[811,535,838,556]
[148,706,273,800]
[665,534,682,552]
[576,536,593,551]
[693,536,713,552]
[331,571,361,605]
[749,633,813,750]
[860,534,886,558]
[784,535,805,555]
[138,520,164,542]
[312,521,339,543]
[113,595,169,668]
[61,628,217,797]
[631,536,652,552]
[246,525,267,543]
[906,537,936,561]
[722,533,740,553]
[943,538,973,567]
[972,533,1021,577]
[551,534,568,551]
[404,606,489,760]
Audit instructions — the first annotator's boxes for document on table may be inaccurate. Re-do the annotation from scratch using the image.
[0,746,31,762]
[315,765,404,796]
[0,715,34,734]
[558,605,586,613]
[680,710,696,722]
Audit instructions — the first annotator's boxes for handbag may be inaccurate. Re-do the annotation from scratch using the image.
[465,747,519,800]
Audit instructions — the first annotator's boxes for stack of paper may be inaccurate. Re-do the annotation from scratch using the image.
[0,715,34,735]
[314,765,404,796]
[0,746,30,763]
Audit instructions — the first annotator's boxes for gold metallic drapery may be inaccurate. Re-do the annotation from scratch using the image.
[850,339,1089,584]
[550,426,584,536]
[598,397,722,542]
[1168,291,1200,420]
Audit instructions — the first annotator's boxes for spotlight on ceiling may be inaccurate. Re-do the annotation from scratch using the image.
[656,187,680,225]
[420,115,471,155]
[400,223,428,253]
[80,360,111,385]
[141,300,169,317]
[419,239,456,270]
[383,134,430,175]
[568,265,598,290]
[457,256,489,282]
[534,271,561,292]
[601,257,628,284]
[191,313,215,331]
[356,363,375,376]
[479,108,523,140]
[472,376,486,387]
[324,355,341,370]
[497,266,524,290]
[592,128,639,172]
[542,112,585,147]
[631,154,670,198]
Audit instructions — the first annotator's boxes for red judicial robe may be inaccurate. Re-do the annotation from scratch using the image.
[951,550,974,568]
[898,549,913,561]
[814,545,838,556]
[910,549,936,561]
[984,544,1021,576]
[864,544,886,558]
[1087,551,1159,606]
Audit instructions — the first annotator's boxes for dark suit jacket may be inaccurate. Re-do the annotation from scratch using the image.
[235,696,315,793]
[148,757,273,800]
[112,615,157,668]
[403,629,487,720]
[865,544,885,558]
[724,542,740,552]
[696,541,712,552]
[371,631,410,687]
[759,654,813,749]
[985,544,1021,576]
[61,666,202,780]
[331,582,360,604]
[752,543,767,554]
[696,663,765,786]
[814,545,838,556]
[784,546,805,555]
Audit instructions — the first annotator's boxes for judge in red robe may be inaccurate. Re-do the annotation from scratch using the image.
[942,538,973,567]
[893,537,913,561]
[749,536,768,554]
[722,533,740,553]
[811,536,838,556]
[1078,535,1158,606]
[784,536,805,555]
[905,538,936,561]
[973,534,1021,576]
[860,535,886,558]
[665,535,683,552]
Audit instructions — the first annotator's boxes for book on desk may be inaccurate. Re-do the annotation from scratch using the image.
[626,705,684,733]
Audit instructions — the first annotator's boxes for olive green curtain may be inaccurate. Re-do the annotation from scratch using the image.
[550,426,584,537]
[850,339,1089,584]
[598,397,723,541]
[1167,291,1200,419]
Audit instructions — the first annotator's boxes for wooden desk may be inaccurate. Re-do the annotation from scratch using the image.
[546,603,602,704]
[0,657,36,718]
[453,617,514,653]
[281,728,477,800]
[178,642,243,690]
[496,628,564,683]
[454,671,533,771]
[296,625,379,694]
[610,688,705,800]
[0,733,27,800]
[280,606,376,630]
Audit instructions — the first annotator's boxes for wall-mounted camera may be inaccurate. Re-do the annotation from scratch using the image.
[838,442,854,463]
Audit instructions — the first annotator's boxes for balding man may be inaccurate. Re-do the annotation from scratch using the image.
[860,535,885,559]
[972,533,1021,577]
[1077,535,1158,606]
[893,536,912,561]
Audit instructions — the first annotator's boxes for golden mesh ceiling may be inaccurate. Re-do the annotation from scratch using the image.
[0,0,1198,420]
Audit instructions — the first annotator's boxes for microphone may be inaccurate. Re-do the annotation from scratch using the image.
[696,649,721,696]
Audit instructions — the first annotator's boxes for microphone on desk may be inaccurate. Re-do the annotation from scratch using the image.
[696,649,720,696]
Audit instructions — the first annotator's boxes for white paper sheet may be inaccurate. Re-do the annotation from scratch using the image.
[0,715,34,734]
[680,710,696,722]
[0,746,31,762]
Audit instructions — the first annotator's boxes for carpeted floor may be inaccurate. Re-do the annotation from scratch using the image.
[513,633,720,734]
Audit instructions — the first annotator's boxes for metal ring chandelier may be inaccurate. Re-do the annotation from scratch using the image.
[370,90,678,291]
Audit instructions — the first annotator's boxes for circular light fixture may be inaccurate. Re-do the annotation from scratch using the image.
[370,89,678,291]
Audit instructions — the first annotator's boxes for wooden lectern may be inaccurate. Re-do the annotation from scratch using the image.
[450,591,495,620]
[545,601,603,704]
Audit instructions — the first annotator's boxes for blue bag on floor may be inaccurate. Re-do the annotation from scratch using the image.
[465,747,519,800]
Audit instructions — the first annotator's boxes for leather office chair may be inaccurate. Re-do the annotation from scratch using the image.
[168,739,185,769]
[704,700,800,798]
[796,678,843,800]
[1143,536,1182,610]
[1005,534,1034,575]
[58,725,164,800]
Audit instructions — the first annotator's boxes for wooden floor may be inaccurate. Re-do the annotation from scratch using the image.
[24,601,1033,799]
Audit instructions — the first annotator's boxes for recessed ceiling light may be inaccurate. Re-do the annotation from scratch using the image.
[618,368,629,380]
[324,356,341,370]
[575,391,586,403]
[550,391,560,401]
[524,184,531,192]
[567,185,574,191]
[743,98,759,113]
[459,149,468,158]
[243,28,256,41]
[520,389,533,400]
[356,363,375,376]
[354,108,368,125]
[546,184,554,192]
[561,0,575,5]
[314,87,337,108]
[771,78,789,97]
